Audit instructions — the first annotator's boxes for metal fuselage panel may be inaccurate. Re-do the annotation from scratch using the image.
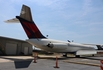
[26,38,95,53]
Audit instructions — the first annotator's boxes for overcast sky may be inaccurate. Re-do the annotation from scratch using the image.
[0,0,103,44]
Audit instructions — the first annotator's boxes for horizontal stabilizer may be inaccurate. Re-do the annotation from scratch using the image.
[76,50,97,55]
[4,18,19,23]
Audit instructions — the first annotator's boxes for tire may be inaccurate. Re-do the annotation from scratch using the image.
[75,55,80,58]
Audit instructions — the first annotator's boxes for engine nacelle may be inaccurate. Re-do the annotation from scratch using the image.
[47,43,68,50]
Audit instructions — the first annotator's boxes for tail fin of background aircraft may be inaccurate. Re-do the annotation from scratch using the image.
[97,45,103,50]
[16,5,46,39]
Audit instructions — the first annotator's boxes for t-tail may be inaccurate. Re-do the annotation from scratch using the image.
[5,5,46,39]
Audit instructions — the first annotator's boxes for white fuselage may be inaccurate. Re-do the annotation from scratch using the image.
[26,38,96,53]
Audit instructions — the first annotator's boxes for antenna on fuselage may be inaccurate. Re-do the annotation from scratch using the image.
[67,40,71,42]
[46,35,49,38]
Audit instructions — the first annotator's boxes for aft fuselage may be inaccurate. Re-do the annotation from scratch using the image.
[26,38,96,53]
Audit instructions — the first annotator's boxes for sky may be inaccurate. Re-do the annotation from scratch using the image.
[0,0,103,44]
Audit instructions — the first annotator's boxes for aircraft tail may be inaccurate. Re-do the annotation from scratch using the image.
[97,45,103,50]
[16,5,46,39]
[19,5,33,22]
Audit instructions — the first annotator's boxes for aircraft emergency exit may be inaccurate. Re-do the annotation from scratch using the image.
[5,5,103,57]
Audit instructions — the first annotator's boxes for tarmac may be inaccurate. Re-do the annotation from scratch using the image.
[0,54,102,70]
[38,54,102,66]
[63,58,100,66]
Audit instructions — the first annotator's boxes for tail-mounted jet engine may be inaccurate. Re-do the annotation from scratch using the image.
[47,43,54,48]
[47,43,68,50]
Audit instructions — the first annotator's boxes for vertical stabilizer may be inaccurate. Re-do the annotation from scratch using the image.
[20,5,33,22]
[16,5,46,39]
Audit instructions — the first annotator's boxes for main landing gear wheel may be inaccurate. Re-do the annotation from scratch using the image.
[62,53,67,57]
[75,55,80,58]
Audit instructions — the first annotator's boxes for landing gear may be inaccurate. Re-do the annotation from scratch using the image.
[92,54,95,56]
[75,55,80,58]
[62,53,67,57]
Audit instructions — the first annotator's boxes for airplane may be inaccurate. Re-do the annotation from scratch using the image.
[5,5,103,57]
